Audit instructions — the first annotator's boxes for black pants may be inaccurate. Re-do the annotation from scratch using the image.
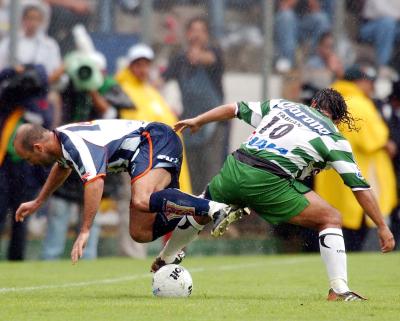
[0,157,42,260]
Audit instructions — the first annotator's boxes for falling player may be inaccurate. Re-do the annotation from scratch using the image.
[13,119,243,264]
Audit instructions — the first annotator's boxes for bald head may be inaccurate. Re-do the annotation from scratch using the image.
[13,124,60,166]
[14,123,48,153]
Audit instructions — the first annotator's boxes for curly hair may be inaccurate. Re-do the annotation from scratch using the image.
[311,88,359,131]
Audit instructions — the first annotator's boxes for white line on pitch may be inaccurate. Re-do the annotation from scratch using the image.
[0,257,313,294]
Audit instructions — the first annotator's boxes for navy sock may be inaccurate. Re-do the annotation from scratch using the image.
[149,188,210,219]
[152,213,181,241]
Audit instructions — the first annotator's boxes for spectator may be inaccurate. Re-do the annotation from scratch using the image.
[160,16,229,195]
[0,64,51,260]
[314,64,397,251]
[359,0,400,76]
[275,0,331,72]
[0,3,61,80]
[304,31,344,87]
[115,43,192,258]
[44,0,92,55]
[377,80,400,249]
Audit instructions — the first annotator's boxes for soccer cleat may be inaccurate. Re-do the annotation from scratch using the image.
[211,206,250,238]
[327,288,367,301]
[150,250,185,273]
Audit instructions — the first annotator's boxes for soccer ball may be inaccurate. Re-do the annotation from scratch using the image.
[152,264,193,297]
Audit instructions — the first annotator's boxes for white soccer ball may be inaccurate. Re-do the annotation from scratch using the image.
[152,264,193,297]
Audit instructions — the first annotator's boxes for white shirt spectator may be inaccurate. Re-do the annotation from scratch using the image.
[0,30,61,75]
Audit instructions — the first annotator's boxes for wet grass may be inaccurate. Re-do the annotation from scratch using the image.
[0,253,399,321]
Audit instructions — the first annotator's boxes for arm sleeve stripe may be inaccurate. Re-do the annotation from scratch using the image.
[330,160,359,174]
[84,174,106,186]
[250,113,262,128]
[351,187,371,191]
[234,102,240,117]
[248,102,262,115]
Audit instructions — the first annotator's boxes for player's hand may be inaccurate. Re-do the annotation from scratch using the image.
[15,200,41,222]
[174,118,200,133]
[377,225,395,253]
[71,231,90,264]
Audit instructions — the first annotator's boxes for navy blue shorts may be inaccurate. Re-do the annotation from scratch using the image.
[129,122,183,188]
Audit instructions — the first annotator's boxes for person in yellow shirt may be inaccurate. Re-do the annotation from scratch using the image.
[314,65,397,251]
[115,43,194,258]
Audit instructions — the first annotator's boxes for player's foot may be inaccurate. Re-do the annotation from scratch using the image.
[327,288,367,301]
[150,250,185,273]
[211,206,250,237]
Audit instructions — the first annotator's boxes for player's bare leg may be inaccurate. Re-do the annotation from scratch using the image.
[129,168,172,242]
[288,190,366,301]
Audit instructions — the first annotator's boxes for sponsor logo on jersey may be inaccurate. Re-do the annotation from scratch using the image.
[157,154,180,164]
[274,101,332,135]
[246,136,289,155]
[356,169,364,180]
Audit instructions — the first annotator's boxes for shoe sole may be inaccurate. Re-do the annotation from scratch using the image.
[327,289,367,301]
[211,207,250,237]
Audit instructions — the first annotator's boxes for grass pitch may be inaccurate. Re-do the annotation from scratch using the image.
[0,253,399,321]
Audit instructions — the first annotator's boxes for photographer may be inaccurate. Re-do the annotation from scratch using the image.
[0,63,51,260]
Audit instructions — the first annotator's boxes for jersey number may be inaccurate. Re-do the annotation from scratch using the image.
[259,116,294,139]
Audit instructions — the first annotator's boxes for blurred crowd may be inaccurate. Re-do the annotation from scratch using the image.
[0,0,399,260]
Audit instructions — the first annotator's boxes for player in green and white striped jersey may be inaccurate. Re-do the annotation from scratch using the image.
[169,88,395,301]
[235,98,369,187]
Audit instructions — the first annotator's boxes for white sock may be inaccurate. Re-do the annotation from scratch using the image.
[160,216,205,263]
[319,228,350,294]
[208,201,227,217]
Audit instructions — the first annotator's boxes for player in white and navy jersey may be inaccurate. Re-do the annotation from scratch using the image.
[13,119,245,264]
[159,88,395,301]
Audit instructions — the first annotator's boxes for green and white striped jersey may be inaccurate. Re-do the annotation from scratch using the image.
[236,99,370,190]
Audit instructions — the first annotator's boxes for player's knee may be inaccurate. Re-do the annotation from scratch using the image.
[321,207,342,228]
[131,196,150,212]
[129,228,150,243]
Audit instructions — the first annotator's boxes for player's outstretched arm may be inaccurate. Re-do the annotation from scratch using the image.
[353,189,395,252]
[71,177,104,264]
[174,103,237,133]
[15,164,72,222]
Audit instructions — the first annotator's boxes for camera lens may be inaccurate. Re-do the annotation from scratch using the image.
[77,65,92,80]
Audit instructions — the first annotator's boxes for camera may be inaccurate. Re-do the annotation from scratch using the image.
[64,51,104,91]
[0,64,48,107]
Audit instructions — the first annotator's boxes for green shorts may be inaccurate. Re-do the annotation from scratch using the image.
[208,155,311,224]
